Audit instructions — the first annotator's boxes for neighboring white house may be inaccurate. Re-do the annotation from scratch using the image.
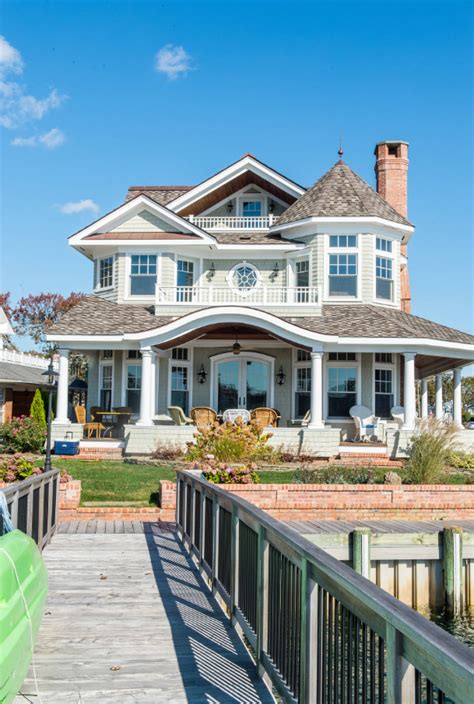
[47,142,474,456]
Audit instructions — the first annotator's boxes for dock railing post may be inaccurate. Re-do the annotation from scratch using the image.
[443,526,463,615]
[211,495,219,595]
[230,506,239,623]
[256,524,269,677]
[386,623,416,704]
[300,559,318,704]
[352,528,372,578]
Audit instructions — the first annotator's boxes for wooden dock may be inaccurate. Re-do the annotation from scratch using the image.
[15,522,273,703]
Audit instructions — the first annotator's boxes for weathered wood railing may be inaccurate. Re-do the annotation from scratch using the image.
[1,469,60,550]
[176,471,473,704]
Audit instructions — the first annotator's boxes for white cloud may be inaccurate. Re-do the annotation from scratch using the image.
[155,44,192,80]
[58,199,99,215]
[0,36,66,129]
[12,127,65,149]
[0,36,24,77]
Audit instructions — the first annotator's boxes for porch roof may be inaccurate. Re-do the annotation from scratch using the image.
[47,295,474,347]
[0,361,49,386]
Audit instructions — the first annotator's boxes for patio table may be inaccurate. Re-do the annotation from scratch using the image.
[94,411,132,437]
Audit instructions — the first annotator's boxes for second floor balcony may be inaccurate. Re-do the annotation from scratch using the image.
[155,284,321,310]
[186,215,276,230]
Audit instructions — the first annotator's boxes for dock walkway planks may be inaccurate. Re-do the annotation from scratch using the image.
[285,518,474,535]
[15,523,273,703]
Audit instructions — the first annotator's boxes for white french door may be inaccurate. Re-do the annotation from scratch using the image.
[213,355,272,413]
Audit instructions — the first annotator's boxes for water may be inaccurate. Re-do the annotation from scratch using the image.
[429,609,474,647]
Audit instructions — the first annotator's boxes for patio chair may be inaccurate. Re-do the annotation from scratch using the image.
[250,407,280,428]
[90,406,115,437]
[190,406,217,431]
[349,405,380,442]
[391,406,405,428]
[168,406,194,426]
[74,405,104,439]
[222,408,251,424]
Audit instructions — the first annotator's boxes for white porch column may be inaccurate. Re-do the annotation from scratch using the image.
[402,352,416,430]
[150,352,158,419]
[137,347,154,426]
[435,373,444,420]
[420,378,429,419]
[54,348,70,424]
[308,350,324,429]
[453,368,463,428]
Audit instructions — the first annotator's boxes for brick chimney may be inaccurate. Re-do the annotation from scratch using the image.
[374,141,411,312]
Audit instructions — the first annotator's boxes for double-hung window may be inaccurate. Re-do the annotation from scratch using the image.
[126,364,142,414]
[327,366,357,418]
[99,364,113,411]
[328,235,358,297]
[376,256,393,300]
[170,348,191,414]
[98,256,114,289]
[374,368,394,418]
[294,349,311,418]
[130,255,157,296]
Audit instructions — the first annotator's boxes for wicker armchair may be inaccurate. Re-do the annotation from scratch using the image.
[190,406,217,431]
[168,406,193,426]
[74,405,104,439]
[250,407,280,428]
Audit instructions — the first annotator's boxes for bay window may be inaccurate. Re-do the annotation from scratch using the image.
[376,256,393,300]
[97,256,114,289]
[329,254,358,296]
[130,255,157,296]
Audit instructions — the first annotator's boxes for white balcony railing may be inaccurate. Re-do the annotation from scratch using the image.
[186,215,275,230]
[156,285,320,307]
[0,348,51,369]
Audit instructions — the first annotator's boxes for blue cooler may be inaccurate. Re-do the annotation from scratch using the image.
[54,440,80,456]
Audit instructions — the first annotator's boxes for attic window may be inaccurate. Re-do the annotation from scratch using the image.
[388,144,399,157]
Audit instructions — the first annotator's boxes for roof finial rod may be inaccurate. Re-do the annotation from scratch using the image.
[338,133,344,160]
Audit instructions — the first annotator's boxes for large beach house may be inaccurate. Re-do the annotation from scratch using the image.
[48,142,474,456]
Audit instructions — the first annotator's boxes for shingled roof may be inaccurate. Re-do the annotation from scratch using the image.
[275,160,412,227]
[48,296,473,345]
[125,186,193,206]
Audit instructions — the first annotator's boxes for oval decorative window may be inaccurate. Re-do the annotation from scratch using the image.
[228,262,261,294]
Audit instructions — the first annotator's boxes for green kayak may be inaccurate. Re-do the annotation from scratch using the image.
[0,529,48,704]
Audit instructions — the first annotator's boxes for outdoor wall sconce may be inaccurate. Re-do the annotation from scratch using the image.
[276,365,286,385]
[197,364,207,384]
[226,201,234,213]
[232,340,241,355]
[207,262,215,281]
[270,262,279,281]
[269,200,275,213]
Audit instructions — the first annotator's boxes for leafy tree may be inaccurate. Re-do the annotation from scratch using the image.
[11,292,85,350]
[0,291,16,350]
[30,388,47,428]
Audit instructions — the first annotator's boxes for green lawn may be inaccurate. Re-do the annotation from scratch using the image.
[51,459,176,505]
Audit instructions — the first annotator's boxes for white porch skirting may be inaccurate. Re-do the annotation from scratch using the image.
[51,423,84,442]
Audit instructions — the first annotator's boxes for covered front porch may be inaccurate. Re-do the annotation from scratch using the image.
[50,307,473,458]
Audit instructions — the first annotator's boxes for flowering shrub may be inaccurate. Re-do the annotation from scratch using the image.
[198,459,260,485]
[0,454,42,483]
[0,416,46,453]
[60,468,73,483]
[186,418,275,464]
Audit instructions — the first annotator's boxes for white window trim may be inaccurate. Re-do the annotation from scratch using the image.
[292,348,311,419]
[209,351,275,411]
[95,255,115,292]
[121,354,142,410]
[226,261,262,295]
[372,353,399,417]
[324,353,361,421]
[98,354,114,408]
[175,256,197,287]
[237,193,265,217]
[324,233,362,302]
[124,251,162,302]
[167,347,193,411]
[372,235,399,307]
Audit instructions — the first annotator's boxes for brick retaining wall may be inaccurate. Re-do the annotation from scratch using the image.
[159,480,474,521]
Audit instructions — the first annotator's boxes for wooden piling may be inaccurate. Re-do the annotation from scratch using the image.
[352,528,372,578]
[443,526,463,615]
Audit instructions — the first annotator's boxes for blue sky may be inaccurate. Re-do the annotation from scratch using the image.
[1,0,473,344]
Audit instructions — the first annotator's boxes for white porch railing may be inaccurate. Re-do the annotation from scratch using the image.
[186,215,275,230]
[0,348,51,369]
[155,285,320,307]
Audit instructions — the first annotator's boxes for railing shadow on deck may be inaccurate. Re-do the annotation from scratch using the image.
[143,523,273,703]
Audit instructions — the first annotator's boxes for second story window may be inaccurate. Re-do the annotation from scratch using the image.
[329,254,358,296]
[98,256,113,289]
[376,256,393,300]
[295,259,310,303]
[242,200,262,217]
[229,262,260,292]
[376,237,393,253]
[130,255,157,296]
[177,259,194,303]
